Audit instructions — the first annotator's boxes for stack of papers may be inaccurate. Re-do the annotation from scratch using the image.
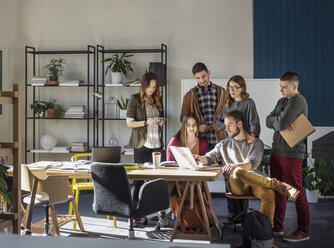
[50,146,69,153]
[59,80,82,86]
[71,142,88,151]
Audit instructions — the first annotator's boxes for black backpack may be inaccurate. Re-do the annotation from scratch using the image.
[240,210,273,248]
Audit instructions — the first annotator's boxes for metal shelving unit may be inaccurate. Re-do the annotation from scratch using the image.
[24,45,96,163]
[96,44,167,147]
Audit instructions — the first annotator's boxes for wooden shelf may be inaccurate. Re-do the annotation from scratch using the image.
[0,84,22,234]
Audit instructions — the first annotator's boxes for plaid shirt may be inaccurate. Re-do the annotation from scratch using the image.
[196,82,217,144]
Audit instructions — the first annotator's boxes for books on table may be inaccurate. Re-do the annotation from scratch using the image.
[280,113,315,148]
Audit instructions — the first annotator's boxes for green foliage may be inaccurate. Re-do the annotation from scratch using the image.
[0,165,14,209]
[102,52,133,77]
[116,97,129,110]
[303,154,334,196]
[45,99,66,118]
[43,58,67,78]
[30,100,47,115]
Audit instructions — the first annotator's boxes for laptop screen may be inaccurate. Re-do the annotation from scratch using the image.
[92,146,121,163]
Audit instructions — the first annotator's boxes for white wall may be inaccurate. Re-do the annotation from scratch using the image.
[0,0,19,142]
[2,0,254,160]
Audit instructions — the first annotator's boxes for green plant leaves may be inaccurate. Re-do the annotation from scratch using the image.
[43,58,67,78]
[116,97,129,110]
[102,52,134,77]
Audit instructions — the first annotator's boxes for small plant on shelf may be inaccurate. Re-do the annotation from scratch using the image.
[102,52,133,84]
[116,97,129,119]
[45,99,66,119]
[30,100,47,117]
[43,58,67,84]
[116,97,129,110]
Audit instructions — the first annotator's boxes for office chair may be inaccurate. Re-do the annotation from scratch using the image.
[68,153,117,230]
[21,164,84,236]
[91,163,169,239]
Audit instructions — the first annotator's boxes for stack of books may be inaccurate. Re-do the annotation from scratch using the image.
[30,77,47,86]
[64,105,85,118]
[71,142,87,152]
[59,79,83,86]
[50,146,70,153]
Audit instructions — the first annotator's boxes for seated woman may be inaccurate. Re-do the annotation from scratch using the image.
[166,113,208,196]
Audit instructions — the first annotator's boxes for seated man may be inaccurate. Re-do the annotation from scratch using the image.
[197,110,300,225]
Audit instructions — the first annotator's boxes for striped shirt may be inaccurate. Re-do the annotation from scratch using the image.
[196,83,217,144]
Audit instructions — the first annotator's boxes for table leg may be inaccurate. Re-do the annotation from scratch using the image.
[196,182,213,243]
[204,181,221,238]
[170,181,190,242]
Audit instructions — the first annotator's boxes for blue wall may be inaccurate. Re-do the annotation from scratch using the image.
[254,0,334,126]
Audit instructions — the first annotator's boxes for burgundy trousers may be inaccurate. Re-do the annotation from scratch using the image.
[270,152,310,233]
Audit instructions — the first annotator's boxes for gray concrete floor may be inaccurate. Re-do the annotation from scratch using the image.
[2,191,334,247]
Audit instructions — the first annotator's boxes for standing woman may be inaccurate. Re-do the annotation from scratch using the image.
[216,75,260,144]
[215,75,261,217]
[167,113,208,196]
[126,71,165,206]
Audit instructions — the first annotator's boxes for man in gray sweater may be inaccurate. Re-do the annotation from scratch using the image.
[266,71,310,242]
[197,110,299,226]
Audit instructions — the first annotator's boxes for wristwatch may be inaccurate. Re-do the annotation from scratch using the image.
[144,120,147,126]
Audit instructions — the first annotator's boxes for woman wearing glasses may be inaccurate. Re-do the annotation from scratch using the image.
[216,75,261,144]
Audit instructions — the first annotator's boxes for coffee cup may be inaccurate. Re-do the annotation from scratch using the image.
[152,152,161,169]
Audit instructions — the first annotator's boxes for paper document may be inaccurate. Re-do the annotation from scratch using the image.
[280,114,315,148]
[170,146,221,171]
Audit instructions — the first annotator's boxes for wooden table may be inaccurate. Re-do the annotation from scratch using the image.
[10,166,222,242]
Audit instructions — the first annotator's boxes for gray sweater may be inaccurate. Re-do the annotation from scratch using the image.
[216,98,261,138]
[205,138,264,170]
[266,94,308,159]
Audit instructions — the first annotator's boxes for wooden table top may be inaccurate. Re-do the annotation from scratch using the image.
[9,166,222,182]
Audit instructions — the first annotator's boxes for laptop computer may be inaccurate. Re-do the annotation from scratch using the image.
[170,146,220,171]
[92,146,121,163]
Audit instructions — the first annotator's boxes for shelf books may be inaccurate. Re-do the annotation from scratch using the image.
[59,79,83,86]
[64,105,86,118]
[30,77,47,86]
[71,142,87,152]
[50,146,70,153]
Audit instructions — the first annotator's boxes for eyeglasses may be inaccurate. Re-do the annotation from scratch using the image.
[228,86,241,91]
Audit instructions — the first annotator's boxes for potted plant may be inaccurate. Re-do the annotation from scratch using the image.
[0,165,14,210]
[116,97,129,119]
[30,100,47,117]
[43,58,67,85]
[303,154,334,203]
[102,52,133,84]
[45,99,66,118]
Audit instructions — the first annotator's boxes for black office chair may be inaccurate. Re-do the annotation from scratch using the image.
[91,163,170,239]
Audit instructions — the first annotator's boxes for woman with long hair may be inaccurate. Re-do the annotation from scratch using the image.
[166,113,208,196]
[126,71,165,226]
[216,75,260,217]
[216,75,260,144]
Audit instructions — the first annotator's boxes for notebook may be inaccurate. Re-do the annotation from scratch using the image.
[92,146,121,163]
[280,114,315,148]
[170,146,220,171]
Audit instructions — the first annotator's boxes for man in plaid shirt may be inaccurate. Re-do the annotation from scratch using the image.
[180,62,227,151]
